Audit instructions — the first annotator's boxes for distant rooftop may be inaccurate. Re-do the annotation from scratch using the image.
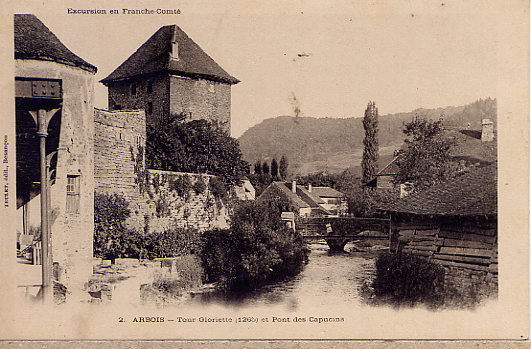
[14,14,97,73]
[378,164,497,216]
[101,24,239,85]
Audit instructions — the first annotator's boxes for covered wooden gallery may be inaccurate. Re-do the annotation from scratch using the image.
[378,164,498,300]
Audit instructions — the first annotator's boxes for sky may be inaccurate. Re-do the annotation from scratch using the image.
[23,0,498,137]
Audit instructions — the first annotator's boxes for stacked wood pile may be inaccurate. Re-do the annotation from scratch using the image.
[397,218,497,274]
[380,165,498,301]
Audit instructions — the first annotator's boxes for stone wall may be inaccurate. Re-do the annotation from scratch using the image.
[169,75,231,133]
[107,74,169,122]
[15,59,95,291]
[94,108,230,233]
[106,73,231,134]
[94,108,146,212]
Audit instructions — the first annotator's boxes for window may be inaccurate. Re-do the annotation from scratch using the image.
[147,102,153,115]
[147,80,153,93]
[131,82,137,95]
[66,175,80,213]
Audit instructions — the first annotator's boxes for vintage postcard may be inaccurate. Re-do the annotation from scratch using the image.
[0,0,528,342]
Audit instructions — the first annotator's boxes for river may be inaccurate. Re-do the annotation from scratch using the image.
[184,241,380,311]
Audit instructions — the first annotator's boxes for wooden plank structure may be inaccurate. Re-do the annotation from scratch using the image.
[379,164,498,301]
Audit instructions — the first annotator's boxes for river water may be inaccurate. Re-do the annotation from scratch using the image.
[184,242,379,311]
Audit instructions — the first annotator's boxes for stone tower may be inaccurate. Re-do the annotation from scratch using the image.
[100,25,239,133]
[14,14,97,295]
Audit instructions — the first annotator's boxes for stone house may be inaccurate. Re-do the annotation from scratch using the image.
[100,24,239,134]
[378,164,498,301]
[14,14,97,297]
[308,185,348,216]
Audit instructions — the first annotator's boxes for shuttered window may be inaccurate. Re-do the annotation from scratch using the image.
[66,175,80,213]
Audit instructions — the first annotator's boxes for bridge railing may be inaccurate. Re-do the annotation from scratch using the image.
[295,216,390,238]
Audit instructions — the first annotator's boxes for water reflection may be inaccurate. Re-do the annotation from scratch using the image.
[186,242,377,311]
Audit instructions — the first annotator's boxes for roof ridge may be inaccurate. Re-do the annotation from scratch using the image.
[101,24,239,84]
[14,14,97,73]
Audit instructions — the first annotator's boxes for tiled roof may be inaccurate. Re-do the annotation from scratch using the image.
[101,25,239,84]
[14,14,97,73]
[311,187,345,198]
[296,186,325,206]
[378,164,497,216]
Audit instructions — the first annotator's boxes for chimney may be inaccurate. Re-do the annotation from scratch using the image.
[307,183,312,193]
[292,180,297,193]
[171,28,179,61]
[481,119,494,142]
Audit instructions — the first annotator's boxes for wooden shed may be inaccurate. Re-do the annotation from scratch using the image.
[378,164,498,300]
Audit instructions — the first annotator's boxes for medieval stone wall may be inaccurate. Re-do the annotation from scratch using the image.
[15,59,95,291]
[107,74,169,122]
[169,75,231,133]
[106,74,231,134]
[94,108,230,233]
[94,108,146,210]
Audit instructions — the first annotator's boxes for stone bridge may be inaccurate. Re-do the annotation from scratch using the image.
[296,217,390,252]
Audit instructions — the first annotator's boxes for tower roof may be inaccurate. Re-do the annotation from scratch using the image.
[14,14,97,73]
[100,25,239,85]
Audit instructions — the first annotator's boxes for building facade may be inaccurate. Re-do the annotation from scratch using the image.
[14,14,97,297]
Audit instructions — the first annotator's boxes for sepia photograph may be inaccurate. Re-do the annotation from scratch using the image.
[0,0,528,342]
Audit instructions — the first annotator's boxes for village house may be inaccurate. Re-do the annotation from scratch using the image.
[378,163,498,302]
[100,24,239,134]
[257,180,347,218]
[14,14,97,301]
[367,118,497,197]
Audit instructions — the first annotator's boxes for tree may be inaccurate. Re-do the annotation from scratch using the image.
[362,101,379,186]
[262,161,270,175]
[271,158,279,179]
[279,155,289,180]
[200,200,309,289]
[254,161,262,175]
[147,113,249,186]
[394,116,456,190]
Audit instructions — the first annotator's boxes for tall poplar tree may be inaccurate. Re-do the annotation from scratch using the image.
[362,101,379,186]
[279,155,289,180]
[271,158,279,179]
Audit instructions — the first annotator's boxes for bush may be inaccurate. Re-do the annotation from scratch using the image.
[367,252,445,308]
[147,113,249,186]
[95,192,202,260]
[94,192,140,260]
[192,177,207,194]
[200,201,309,290]
[144,228,201,259]
[169,175,193,198]
[208,176,228,203]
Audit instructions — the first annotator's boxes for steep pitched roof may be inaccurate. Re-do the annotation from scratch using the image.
[100,25,239,84]
[295,185,325,207]
[14,14,97,73]
[378,164,497,216]
[257,182,331,215]
[266,182,310,209]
